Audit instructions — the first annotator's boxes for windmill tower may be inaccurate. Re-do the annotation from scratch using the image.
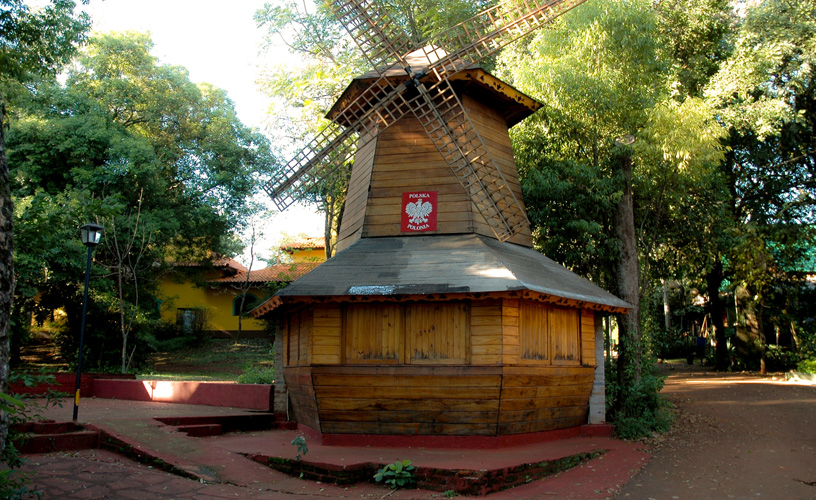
[253,0,630,442]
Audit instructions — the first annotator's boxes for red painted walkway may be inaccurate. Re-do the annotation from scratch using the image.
[18,398,651,499]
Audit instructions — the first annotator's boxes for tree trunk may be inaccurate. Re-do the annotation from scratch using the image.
[707,258,728,371]
[662,279,671,331]
[323,202,334,260]
[0,98,13,457]
[614,150,642,398]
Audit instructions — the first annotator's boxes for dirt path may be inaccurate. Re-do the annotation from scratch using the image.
[616,363,816,500]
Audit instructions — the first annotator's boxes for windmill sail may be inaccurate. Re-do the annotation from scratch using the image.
[266,0,586,240]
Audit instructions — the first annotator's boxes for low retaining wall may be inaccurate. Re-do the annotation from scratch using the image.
[9,373,136,397]
[10,374,273,411]
[93,379,273,411]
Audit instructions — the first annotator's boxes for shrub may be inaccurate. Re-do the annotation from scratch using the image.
[763,345,801,372]
[237,363,274,384]
[2,372,65,499]
[606,358,673,440]
[797,358,816,374]
[374,460,416,489]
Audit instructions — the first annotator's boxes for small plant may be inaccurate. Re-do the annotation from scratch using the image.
[291,435,308,461]
[443,490,457,498]
[374,459,416,489]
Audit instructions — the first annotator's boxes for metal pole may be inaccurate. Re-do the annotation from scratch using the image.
[73,245,93,422]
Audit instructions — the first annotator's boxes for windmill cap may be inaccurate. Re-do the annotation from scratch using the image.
[327,45,541,128]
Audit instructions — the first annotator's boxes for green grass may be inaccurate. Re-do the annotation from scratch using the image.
[142,338,274,382]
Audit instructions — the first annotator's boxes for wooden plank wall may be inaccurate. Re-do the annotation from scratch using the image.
[284,299,596,368]
[282,298,598,435]
[498,366,594,434]
[502,298,520,365]
[405,303,469,364]
[549,307,580,364]
[313,305,342,365]
[581,310,596,367]
[305,364,594,436]
[335,94,531,247]
[337,128,378,252]
[363,117,475,238]
[461,96,533,247]
[470,299,502,365]
[311,366,503,435]
[344,303,402,364]
[283,366,319,430]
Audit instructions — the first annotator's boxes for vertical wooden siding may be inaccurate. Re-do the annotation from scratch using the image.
[344,303,402,363]
[405,302,469,364]
[285,299,595,369]
[470,299,502,365]
[581,310,596,367]
[520,300,548,361]
[550,307,580,364]
[313,305,342,365]
[519,302,582,366]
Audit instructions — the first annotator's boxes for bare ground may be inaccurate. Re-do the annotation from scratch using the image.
[616,362,816,500]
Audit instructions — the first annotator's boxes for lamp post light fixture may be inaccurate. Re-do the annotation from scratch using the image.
[73,223,104,422]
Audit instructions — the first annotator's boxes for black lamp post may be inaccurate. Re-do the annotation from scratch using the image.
[73,223,104,422]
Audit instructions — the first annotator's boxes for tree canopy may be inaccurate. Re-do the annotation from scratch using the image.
[8,31,275,370]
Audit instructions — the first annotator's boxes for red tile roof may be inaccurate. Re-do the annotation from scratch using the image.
[211,262,320,284]
[280,237,325,251]
[171,256,247,273]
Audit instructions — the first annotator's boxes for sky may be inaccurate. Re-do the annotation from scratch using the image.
[80,0,325,265]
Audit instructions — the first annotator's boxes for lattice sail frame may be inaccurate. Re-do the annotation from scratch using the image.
[262,0,587,241]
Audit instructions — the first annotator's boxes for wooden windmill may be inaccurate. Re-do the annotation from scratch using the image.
[254,0,631,442]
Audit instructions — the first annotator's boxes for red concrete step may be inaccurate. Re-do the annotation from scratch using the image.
[17,430,100,454]
[177,424,223,437]
[155,413,295,434]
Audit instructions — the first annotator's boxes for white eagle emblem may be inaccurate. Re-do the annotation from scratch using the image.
[405,199,433,224]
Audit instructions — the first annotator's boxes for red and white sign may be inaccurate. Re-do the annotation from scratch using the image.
[401,191,437,232]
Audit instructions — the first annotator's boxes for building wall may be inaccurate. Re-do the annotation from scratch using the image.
[288,247,324,263]
[281,297,597,435]
[158,275,268,336]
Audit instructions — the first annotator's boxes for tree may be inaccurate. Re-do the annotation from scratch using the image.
[0,0,89,458]
[500,0,671,388]
[704,0,816,370]
[8,31,275,371]
[500,0,728,424]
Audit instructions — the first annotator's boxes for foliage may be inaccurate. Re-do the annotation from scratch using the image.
[606,359,672,440]
[762,345,801,372]
[290,435,308,462]
[1,0,91,474]
[374,459,416,489]
[237,363,275,384]
[8,31,275,371]
[1,371,65,499]
[0,0,90,84]
[797,359,816,374]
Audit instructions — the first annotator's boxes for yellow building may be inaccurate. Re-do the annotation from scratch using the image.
[280,237,326,263]
[159,240,325,338]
